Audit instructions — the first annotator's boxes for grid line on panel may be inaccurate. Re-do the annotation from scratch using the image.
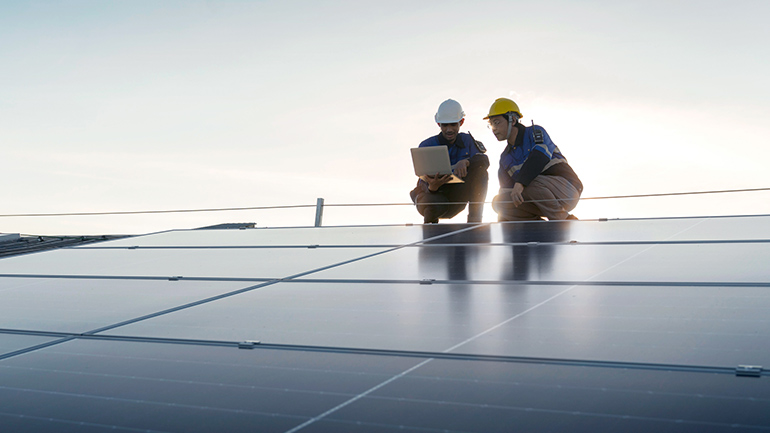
[0,385,310,424]
[607,213,770,222]
[0,411,172,433]
[82,280,283,335]
[77,244,408,250]
[0,274,275,283]
[1,330,760,377]
[0,274,275,282]
[0,336,75,361]
[4,274,770,287]
[287,417,476,433]
[283,359,432,433]
[0,329,73,339]
[287,278,770,288]
[318,395,770,432]
[0,363,385,415]
[421,239,770,247]
[72,238,770,250]
[298,414,770,433]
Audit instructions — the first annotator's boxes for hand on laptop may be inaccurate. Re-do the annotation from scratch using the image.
[425,174,453,192]
[452,159,469,178]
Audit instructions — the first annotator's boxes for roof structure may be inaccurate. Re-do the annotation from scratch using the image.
[0,234,128,258]
[0,216,769,432]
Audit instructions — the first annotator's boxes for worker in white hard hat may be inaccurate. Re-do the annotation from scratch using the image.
[409,99,489,223]
[485,97,582,221]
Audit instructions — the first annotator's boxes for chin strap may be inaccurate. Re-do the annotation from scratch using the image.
[505,112,516,140]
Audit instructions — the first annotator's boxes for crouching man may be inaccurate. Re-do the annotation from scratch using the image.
[485,97,582,221]
[410,99,489,223]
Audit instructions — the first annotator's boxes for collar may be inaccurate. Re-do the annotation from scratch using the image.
[437,132,464,148]
[507,123,526,150]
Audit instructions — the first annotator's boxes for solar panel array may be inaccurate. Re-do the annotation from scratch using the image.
[1,216,769,432]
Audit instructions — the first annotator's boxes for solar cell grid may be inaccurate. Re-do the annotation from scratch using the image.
[0,216,768,432]
[0,278,250,333]
[0,333,62,358]
[0,247,390,280]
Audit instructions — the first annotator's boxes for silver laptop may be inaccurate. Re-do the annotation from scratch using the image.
[410,146,464,184]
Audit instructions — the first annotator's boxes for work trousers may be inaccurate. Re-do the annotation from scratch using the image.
[412,154,489,223]
[492,175,580,221]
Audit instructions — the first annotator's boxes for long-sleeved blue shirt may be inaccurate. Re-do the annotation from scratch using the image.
[498,123,582,192]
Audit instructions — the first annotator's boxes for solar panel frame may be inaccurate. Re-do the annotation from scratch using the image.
[0,216,768,432]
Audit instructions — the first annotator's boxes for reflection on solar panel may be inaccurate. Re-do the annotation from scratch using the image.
[1,216,769,432]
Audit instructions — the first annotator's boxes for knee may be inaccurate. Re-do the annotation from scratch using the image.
[466,155,490,183]
[415,191,446,205]
[468,154,490,171]
[491,194,507,213]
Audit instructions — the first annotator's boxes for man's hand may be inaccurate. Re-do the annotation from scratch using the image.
[426,174,452,191]
[453,159,470,178]
[510,182,525,207]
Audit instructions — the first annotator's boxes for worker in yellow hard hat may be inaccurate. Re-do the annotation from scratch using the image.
[409,99,490,223]
[485,97,582,221]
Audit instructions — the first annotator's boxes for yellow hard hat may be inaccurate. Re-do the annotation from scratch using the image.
[483,98,522,120]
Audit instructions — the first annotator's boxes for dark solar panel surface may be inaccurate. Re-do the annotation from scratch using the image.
[1,216,769,432]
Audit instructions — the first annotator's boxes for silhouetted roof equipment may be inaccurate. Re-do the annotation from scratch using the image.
[0,233,127,258]
[0,216,769,432]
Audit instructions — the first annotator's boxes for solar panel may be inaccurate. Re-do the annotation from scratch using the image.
[1,216,769,432]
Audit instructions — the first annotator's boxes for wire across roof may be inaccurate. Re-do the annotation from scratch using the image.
[0,216,769,432]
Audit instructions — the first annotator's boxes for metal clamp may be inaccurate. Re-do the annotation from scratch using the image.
[736,365,763,377]
[238,340,261,349]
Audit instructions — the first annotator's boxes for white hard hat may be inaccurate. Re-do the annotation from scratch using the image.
[434,99,465,123]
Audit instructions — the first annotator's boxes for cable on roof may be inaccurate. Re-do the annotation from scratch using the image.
[0,187,768,218]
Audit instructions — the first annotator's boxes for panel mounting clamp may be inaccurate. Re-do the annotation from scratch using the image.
[419,279,436,285]
[736,365,763,377]
[238,340,261,349]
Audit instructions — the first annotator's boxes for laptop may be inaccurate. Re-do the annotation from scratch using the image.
[410,146,464,184]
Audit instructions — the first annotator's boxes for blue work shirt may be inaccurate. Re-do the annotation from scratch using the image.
[418,132,482,166]
[498,124,575,189]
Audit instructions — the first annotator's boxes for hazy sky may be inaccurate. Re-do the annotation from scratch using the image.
[2,0,769,234]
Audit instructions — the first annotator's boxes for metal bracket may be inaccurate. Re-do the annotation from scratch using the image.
[238,340,261,349]
[419,279,435,285]
[168,276,183,281]
[736,365,763,377]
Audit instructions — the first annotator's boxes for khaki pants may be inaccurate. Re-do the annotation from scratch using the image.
[492,176,580,221]
[412,154,489,223]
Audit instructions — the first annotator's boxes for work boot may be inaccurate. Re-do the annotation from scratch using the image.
[566,214,579,220]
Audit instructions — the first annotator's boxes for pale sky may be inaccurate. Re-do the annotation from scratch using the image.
[2,0,769,235]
